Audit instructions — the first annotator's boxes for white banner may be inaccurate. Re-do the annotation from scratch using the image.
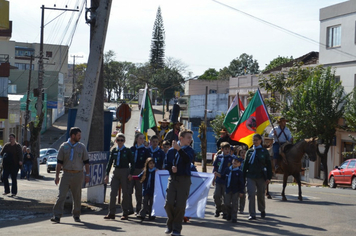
[152,170,214,218]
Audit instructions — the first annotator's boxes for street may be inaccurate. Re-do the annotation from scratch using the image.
[1,162,356,235]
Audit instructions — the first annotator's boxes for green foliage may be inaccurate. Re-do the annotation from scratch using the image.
[210,113,226,139]
[217,67,232,80]
[150,7,165,70]
[344,88,356,132]
[263,55,293,72]
[285,67,348,142]
[198,68,219,80]
[228,53,259,76]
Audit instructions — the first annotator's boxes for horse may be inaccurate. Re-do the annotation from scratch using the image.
[276,138,318,201]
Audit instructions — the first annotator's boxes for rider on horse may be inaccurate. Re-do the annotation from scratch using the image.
[268,117,293,173]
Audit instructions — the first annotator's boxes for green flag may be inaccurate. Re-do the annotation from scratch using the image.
[223,94,244,133]
[139,84,156,139]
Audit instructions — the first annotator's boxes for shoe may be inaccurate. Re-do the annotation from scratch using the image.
[50,216,60,223]
[183,216,190,222]
[226,215,231,221]
[232,219,237,223]
[137,215,145,221]
[248,216,256,220]
[222,214,227,219]
[261,211,266,219]
[171,231,181,236]
[120,215,128,220]
[10,194,16,197]
[128,210,134,215]
[164,228,172,234]
[74,217,81,222]
[149,216,156,221]
[2,192,9,195]
[238,211,244,214]
[104,214,115,219]
[214,211,220,217]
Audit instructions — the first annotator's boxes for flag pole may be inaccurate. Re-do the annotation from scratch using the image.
[257,88,281,145]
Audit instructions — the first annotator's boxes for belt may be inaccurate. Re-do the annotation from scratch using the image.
[63,169,82,173]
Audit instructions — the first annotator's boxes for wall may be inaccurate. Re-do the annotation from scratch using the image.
[189,93,228,119]
[185,79,229,96]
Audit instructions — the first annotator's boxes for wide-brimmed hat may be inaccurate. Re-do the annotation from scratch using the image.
[158,119,170,124]
[220,128,228,133]
[172,120,183,126]
[277,117,289,123]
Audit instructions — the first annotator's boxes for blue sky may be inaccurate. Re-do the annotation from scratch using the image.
[8,0,346,76]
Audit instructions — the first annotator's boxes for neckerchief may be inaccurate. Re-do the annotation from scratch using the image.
[135,144,145,163]
[150,146,160,153]
[227,165,240,187]
[173,142,189,166]
[218,154,230,173]
[147,167,156,189]
[67,138,79,161]
[249,145,262,164]
[116,145,126,166]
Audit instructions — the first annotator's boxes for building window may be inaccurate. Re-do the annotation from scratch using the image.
[327,25,341,48]
[335,76,340,83]
[8,84,17,94]
[46,51,53,57]
[209,89,217,94]
[15,47,35,57]
[14,63,34,70]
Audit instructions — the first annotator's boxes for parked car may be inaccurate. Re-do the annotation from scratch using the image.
[108,106,117,121]
[46,155,58,173]
[39,148,58,164]
[329,158,356,189]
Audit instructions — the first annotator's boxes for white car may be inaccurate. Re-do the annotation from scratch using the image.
[39,148,58,164]
[46,155,58,173]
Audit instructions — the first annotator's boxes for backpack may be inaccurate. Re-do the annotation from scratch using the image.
[2,152,14,168]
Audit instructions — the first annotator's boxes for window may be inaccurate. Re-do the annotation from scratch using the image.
[209,89,217,94]
[348,160,356,169]
[334,76,340,83]
[46,51,53,57]
[14,63,34,70]
[15,47,35,57]
[327,25,341,48]
[8,84,16,94]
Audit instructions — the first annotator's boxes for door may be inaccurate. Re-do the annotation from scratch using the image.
[334,160,349,184]
[343,160,356,184]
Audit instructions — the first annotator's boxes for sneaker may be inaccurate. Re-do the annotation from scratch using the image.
[149,216,156,221]
[164,228,172,234]
[232,219,237,223]
[214,211,220,217]
[248,216,256,220]
[238,211,244,214]
[226,215,232,221]
[128,210,134,215]
[50,216,60,223]
[222,214,227,219]
[120,215,128,220]
[104,214,115,219]
[183,216,190,222]
[74,217,81,222]
[261,211,266,219]
[2,192,9,195]
[10,194,16,197]
[171,231,181,236]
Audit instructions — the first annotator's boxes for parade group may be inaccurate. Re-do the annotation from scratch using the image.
[0,115,292,236]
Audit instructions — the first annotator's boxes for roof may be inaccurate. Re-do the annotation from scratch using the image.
[262,51,319,74]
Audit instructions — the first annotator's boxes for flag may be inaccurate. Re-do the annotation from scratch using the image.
[223,94,245,133]
[139,84,156,140]
[230,90,270,147]
[152,170,214,218]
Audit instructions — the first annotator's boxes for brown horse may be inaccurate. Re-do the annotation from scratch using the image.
[277,138,318,201]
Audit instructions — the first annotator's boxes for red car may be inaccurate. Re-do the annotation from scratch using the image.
[329,158,356,189]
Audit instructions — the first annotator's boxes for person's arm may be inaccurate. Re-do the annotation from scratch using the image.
[55,163,62,185]
[17,144,23,165]
[128,148,134,180]
[265,149,273,182]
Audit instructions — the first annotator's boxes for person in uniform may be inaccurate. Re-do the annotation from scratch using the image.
[50,127,90,223]
[268,117,293,171]
[157,119,170,142]
[104,133,134,220]
[148,135,165,170]
[164,129,195,236]
[0,133,23,196]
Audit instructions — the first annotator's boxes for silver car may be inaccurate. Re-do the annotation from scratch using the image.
[39,148,58,164]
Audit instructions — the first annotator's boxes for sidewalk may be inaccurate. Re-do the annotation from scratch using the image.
[40,113,68,150]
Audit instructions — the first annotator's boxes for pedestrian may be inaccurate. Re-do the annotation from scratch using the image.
[164,129,195,236]
[0,133,23,197]
[157,119,170,142]
[212,142,233,219]
[215,156,244,223]
[164,121,182,144]
[149,135,165,170]
[268,117,293,172]
[104,133,134,220]
[242,134,272,220]
[237,148,247,214]
[129,132,150,216]
[50,127,90,223]
[137,157,157,221]
[216,129,230,151]
[20,145,27,179]
[23,148,34,180]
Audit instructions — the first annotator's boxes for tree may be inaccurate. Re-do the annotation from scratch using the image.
[344,88,356,157]
[198,68,219,80]
[218,67,232,80]
[285,67,349,186]
[103,50,117,101]
[210,113,226,139]
[228,53,259,76]
[263,55,293,72]
[150,6,165,70]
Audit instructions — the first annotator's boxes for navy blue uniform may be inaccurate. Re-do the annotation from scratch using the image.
[148,147,165,170]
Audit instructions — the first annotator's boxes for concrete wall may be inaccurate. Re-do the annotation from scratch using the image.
[185,79,229,96]
[189,93,228,119]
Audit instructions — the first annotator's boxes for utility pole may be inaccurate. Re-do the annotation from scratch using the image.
[70,55,83,107]
[24,55,34,146]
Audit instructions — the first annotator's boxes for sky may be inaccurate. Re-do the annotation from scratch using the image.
[8,0,347,77]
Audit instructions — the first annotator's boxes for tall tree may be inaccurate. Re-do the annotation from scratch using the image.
[263,55,293,72]
[150,6,165,70]
[285,67,349,186]
[103,50,116,101]
[228,53,259,76]
[344,88,356,157]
